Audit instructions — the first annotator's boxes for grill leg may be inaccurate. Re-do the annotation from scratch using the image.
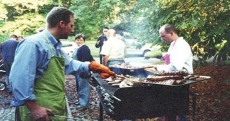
[191,92,199,120]
[99,102,103,121]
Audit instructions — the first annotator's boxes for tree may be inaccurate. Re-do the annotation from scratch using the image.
[69,0,130,39]
[0,0,65,40]
[118,0,230,62]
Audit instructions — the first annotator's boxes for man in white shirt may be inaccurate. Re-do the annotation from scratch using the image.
[100,29,126,67]
[156,24,193,74]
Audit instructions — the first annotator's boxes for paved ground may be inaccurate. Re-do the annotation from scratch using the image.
[0,89,15,121]
[0,107,15,121]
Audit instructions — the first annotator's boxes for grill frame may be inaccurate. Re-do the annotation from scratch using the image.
[91,73,194,120]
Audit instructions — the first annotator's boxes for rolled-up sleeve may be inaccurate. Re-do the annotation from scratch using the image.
[9,41,39,105]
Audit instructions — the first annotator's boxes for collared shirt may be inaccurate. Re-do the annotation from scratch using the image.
[100,37,126,60]
[9,29,90,106]
[157,37,193,74]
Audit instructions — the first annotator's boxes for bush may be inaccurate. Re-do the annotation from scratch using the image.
[144,51,163,59]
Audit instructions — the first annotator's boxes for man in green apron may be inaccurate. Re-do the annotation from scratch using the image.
[9,7,115,121]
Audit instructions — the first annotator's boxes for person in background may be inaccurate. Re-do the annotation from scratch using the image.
[72,34,94,111]
[156,24,193,74]
[9,7,115,121]
[36,27,45,33]
[95,27,109,64]
[0,34,19,91]
[100,29,126,67]
[17,35,24,42]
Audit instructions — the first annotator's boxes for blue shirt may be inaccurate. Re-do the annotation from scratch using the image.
[73,44,94,62]
[0,39,19,63]
[9,30,90,106]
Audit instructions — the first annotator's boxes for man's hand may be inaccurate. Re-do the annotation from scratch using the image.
[25,100,53,121]
[100,73,111,79]
[89,61,116,78]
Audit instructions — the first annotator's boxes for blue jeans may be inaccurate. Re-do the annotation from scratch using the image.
[3,62,12,91]
[74,74,90,107]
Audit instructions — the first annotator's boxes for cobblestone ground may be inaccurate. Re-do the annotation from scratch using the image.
[0,89,15,121]
[0,107,15,121]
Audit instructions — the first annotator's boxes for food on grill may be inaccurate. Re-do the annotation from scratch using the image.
[107,79,122,84]
[114,74,126,79]
[148,79,175,85]
[103,71,210,87]
[173,80,185,85]
[154,71,188,76]
[104,77,113,82]
[112,83,120,87]
[183,74,194,80]
[119,79,134,88]
[187,75,199,80]
[145,72,188,85]
[146,75,183,82]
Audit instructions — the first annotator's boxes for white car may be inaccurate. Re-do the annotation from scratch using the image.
[126,45,152,57]
[61,41,78,58]
[124,39,152,57]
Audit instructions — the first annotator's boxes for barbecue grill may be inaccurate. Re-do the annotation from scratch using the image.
[91,68,207,120]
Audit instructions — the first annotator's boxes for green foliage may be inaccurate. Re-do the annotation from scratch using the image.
[1,0,48,20]
[0,14,45,36]
[159,0,230,62]
[144,50,162,58]
[0,0,229,64]
[121,0,230,63]
[0,33,8,43]
[0,0,68,36]
[70,0,129,39]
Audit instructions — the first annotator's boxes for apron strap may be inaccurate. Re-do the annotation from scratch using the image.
[15,107,21,121]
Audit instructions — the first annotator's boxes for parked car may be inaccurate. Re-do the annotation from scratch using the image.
[124,39,152,57]
[61,41,77,58]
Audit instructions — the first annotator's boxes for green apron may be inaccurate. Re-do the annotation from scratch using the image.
[19,43,67,121]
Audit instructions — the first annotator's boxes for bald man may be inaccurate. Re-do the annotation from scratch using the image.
[157,24,193,74]
[100,29,126,67]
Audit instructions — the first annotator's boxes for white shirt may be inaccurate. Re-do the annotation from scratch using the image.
[100,37,126,60]
[157,37,193,74]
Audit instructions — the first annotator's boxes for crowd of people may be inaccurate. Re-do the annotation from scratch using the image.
[0,6,193,121]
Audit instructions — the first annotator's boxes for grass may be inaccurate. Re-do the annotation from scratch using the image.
[85,40,100,57]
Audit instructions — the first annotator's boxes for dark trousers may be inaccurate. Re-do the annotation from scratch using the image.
[3,62,12,91]
[99,55,103,64]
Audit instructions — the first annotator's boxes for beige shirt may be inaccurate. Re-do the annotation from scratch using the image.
[100,37,126,60]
